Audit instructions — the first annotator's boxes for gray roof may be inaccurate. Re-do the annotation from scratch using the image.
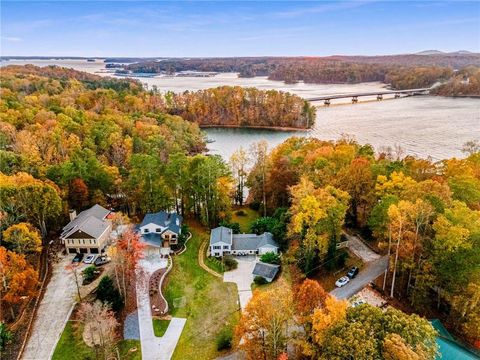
[139,211,182,235]
[61,204,110,239]
[231,232,278,251]
[252,262,280,280]
[210,226,233,245]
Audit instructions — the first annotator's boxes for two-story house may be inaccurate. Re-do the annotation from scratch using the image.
[61,204,112,254]
[209,226,279,257]
[138,211,182,254]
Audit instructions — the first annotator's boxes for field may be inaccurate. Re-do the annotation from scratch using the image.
[164,222,240,360]
[52,321,141,360]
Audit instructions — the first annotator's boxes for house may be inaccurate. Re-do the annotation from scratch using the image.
[61,204,112,254]
[209,226,279,257]
[138,211,182,254]
[252,262,280,282]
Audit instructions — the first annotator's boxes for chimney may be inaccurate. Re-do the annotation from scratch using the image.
[69,209,77,221]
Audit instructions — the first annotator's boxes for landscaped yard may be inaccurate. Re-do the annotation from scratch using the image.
[231,206,260,233]
[152,318,170,337]
[52,321,141,360]
[164,221,240,360]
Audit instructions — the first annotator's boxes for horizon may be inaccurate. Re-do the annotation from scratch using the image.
[2,1,479,57]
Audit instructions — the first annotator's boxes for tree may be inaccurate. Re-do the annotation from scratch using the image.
[236,284,294,360]
[0,247,38,319]
[310,296,348,350]
[77,301,118,360]
[110,229,144,308]
[2,222,42,254]
[230,147,250,206]
[259,252,281,265]
[0,322,12,353]
[68,178,89,209]
[249,141,269,216]
[383,333,426,360]
[96,275,124,312]
[295,279,328,320]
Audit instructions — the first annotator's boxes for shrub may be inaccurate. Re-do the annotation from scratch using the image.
[82,265,97,283]
[235,209,247,216]
[97,275,124,312]
[260,252,281,265]
[249,202,261,211]
[216,328,233,351]
[224,257,238,271]
[254,276,268,285]
[0,322,12,353]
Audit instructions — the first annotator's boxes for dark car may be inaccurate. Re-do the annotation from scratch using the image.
[347,266,359,279]
[94,255,111,266]
[72,253,84,263]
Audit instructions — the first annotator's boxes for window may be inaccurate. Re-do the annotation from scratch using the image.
[156,228,161,233]
[171,235,177,239]
[213,246,221,250]
[223,246,229,249]
[144,229,149,233]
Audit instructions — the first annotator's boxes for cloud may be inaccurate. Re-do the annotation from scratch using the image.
[1,36,23,42]
[272,0,375,18]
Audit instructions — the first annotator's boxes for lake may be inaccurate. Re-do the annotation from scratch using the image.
[3,59,479,160]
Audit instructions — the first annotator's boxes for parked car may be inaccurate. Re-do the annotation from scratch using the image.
[347,266,359,279]
[72,253,84,263]
[94,255,111,266]
[335,276,350,288]
[83,254,97,264]
[351,299,366,308]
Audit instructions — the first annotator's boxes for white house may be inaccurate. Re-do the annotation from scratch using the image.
[209,226,279,257]
[138,211,182,254]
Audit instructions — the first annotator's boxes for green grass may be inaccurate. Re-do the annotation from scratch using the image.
[152,318,170,337]
[164,222,240,360]
[231,206,260,233]
[52,322,141,360]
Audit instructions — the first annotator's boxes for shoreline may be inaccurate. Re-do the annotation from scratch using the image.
[199,124,310,132]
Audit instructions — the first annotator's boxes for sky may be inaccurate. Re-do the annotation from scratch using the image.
[1,1,479,57]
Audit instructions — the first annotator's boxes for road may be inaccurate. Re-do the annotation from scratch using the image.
[330,255,388,300]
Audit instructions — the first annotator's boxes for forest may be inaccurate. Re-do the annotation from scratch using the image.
[125,54,480,90]
[243,136,480,354]
[432,66,480,96]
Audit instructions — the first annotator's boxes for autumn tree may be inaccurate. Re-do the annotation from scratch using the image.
[110,229,144,309]
[236,284,294,360]
[0,247,38,319]
[2,222,42,254]
[249,140,269,216]
[68,178,89,209]
[230,147,250,206]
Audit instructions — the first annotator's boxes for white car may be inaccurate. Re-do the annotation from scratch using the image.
[335,276,350,288]
[83,254,97,264]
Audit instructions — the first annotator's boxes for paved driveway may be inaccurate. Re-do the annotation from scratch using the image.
[136,253,186,360]
[22,256,77,360]
[223,256,257,310]
[330,255,389,299]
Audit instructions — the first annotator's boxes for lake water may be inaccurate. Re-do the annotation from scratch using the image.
[2,59,479,160]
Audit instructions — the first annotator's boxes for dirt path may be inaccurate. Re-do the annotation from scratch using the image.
[198,240,222,278]
[345,234,381,263]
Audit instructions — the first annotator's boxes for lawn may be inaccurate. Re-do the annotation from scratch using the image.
[52,321,141,360]
[164,221,240,360]
[204,254,225,274]
[152,318,170,337]
[230,206,260,233]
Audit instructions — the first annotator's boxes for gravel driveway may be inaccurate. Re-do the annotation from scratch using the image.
[223,256,257,310]
[22,256,77,360]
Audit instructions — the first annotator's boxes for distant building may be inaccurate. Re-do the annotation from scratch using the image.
[61,204,112,254]
[209,226,279,257]
[138,211,182,255]
[252,262,280,283]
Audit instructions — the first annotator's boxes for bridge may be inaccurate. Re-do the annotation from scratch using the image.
[306,88,430,106]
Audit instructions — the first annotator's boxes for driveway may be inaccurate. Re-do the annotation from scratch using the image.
[330,256,389,300]
[136,253,186,360]
[345,234,380,262]
[22,256,77,360]
[223,256,257,310]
